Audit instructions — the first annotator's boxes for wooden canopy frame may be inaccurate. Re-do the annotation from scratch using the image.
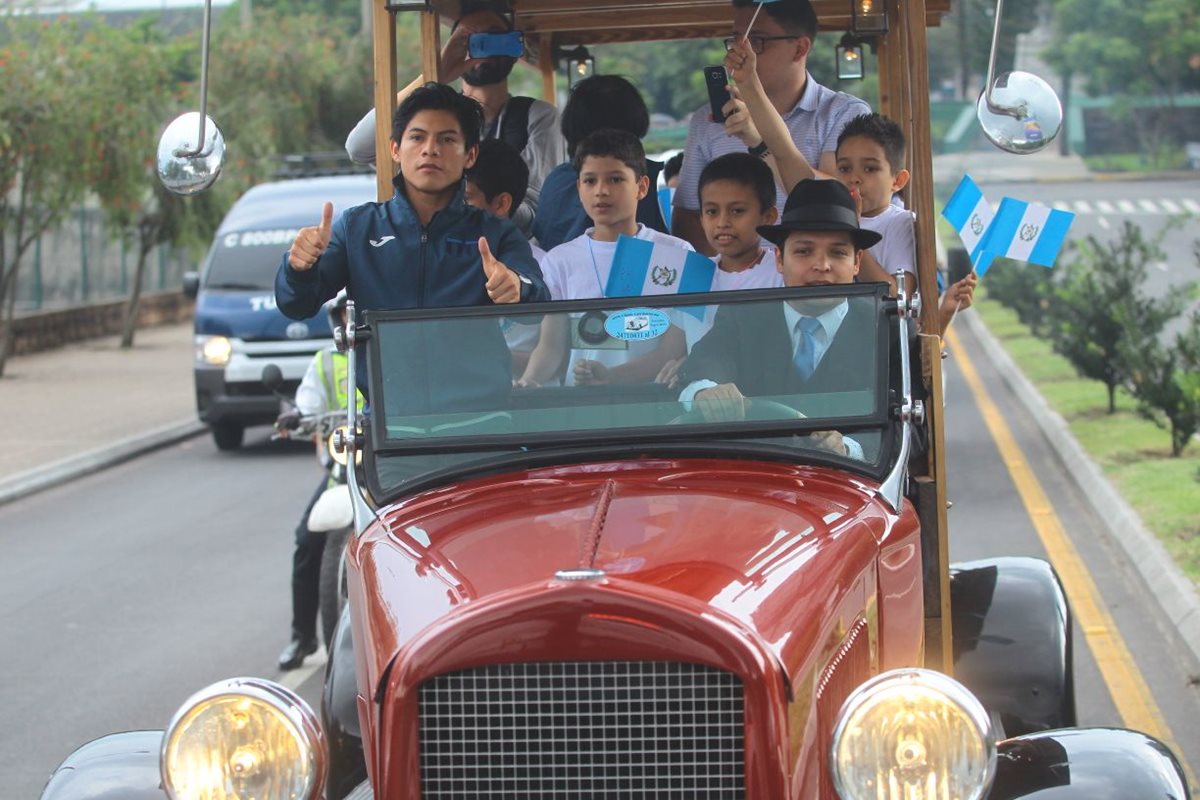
[370,0,955,671]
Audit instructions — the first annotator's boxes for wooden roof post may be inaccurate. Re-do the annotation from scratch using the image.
[540,33,557,104]
[372,0,398,201]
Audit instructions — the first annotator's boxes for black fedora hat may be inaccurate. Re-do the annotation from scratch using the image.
[757,179,882,250]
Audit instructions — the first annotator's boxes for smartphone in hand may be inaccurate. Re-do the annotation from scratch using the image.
[704,65,731,123]
[468,31,525,59]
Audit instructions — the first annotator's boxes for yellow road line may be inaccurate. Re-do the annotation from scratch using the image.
[947,327,1195,786]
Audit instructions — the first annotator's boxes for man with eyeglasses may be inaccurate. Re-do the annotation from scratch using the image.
[672,0,870,254]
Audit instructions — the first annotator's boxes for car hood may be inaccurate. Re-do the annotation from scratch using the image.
[351,457,913,692]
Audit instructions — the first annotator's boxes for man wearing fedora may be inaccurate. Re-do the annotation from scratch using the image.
[677,179,888,454]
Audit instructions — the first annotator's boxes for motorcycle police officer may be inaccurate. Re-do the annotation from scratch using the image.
[278,292,361,670]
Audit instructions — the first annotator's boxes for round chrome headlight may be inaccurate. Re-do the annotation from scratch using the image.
[831,668,996,800]
[161,677,325,800]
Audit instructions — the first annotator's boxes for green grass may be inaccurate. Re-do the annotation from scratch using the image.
[972,296,1200,584]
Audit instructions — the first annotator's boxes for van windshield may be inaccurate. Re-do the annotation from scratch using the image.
[204,229,298,290]
[363,284,898,499]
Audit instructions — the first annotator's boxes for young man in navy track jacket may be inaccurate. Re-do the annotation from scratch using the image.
[275,82,550,398]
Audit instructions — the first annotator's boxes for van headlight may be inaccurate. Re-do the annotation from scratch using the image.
[830,668,996,800]
[161,677,325,800]
[196,335,233,366]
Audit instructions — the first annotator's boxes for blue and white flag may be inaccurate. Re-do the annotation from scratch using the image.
[941,174,994,270]
[978,197,1075,271]
[607,234,716,298]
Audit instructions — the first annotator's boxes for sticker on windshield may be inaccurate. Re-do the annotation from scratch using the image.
[604,308,670,341]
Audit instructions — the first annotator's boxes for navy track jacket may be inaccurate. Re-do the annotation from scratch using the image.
[275,178,549,399]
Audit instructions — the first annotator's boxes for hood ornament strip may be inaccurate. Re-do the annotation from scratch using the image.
[576,478,617,569]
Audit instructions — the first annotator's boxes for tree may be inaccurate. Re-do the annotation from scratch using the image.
[1120,310,1200,457]
[1049,222,1189,414]
[78,22,227,348]
[596,39,727,120]
[981,257,1058,337]
[0,16,105,376]
[1043,0,1200,164]
[925,0,1042,99]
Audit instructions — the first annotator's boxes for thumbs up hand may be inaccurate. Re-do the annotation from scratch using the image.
[288,202,334,271]
[479,237,522,304]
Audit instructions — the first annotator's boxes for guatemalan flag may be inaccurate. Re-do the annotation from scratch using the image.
[978,197,1075,273]
[941,174,994,271]
[607,234,717,311]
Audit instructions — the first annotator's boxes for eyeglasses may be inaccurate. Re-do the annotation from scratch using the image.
[723,34,801,54]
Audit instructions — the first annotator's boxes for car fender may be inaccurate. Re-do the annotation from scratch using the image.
[950,556,1076,737]
[39,730,167,800]
[985,727,1190,798]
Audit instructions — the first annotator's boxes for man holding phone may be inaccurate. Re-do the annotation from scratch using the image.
[345,0,565,235]
[672,0,870,254]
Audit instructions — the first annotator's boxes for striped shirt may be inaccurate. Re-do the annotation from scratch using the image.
[673,73,871,215]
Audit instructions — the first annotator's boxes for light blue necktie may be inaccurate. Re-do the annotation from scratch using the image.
[792,316,822,381]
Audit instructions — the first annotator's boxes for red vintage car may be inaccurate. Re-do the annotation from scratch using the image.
[40,286,1191,800]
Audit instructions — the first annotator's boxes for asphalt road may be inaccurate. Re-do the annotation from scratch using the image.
[4,260,1200,795]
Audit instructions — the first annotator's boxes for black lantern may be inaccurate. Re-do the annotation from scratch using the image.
[564,45,594,87]
[851,0,888,36]
[836,33,864,80]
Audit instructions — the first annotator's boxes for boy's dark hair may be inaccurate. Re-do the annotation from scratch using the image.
[731,0,817,39]
[560,75,649,157]
[466,139,529,216]
[392,82,485,151]
[571,129,647,177]
[837,112,907,172]
[663,152,684,182]
[697,153,775,212]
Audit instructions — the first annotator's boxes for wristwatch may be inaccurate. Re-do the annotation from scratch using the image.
[748,141,770,159]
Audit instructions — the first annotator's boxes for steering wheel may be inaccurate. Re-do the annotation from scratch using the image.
[669,397,806,425]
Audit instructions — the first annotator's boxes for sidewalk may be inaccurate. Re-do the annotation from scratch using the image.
[0,322,201,501]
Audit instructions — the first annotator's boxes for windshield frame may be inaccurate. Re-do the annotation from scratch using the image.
[362,282,894,457]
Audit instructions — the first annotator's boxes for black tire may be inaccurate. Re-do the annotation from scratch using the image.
[320,527,351,652]
[211,421,245,451]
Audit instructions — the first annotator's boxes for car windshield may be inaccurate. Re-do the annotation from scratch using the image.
[203,228,300,290]
[363,283,896,499]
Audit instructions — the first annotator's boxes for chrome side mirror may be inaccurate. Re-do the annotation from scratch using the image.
[976,0,1063,154]
[157,0,225,193]
[157,112,225,195]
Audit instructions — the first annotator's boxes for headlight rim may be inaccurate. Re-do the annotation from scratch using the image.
[829,667,997,800]
[160,676,326,800]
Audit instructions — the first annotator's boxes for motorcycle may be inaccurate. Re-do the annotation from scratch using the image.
[263,364,352,652]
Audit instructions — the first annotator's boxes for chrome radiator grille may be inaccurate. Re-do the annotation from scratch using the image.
[418,661,745,798]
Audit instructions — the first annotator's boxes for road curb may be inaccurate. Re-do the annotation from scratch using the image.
[0,419,206,507]
[957,309,1200,671]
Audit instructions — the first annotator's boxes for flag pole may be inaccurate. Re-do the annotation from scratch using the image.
[743,1,766,42]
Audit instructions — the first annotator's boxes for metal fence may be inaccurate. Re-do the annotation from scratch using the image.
[12,206,198,312]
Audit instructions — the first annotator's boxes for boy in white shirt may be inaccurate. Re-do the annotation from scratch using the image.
[835,113,976,332]
[520,129,693,386]
[699,153,784,293]
[668,152,784,358]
